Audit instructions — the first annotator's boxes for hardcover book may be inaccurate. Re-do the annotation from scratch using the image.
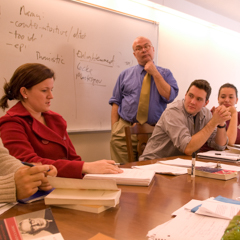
[187,167,237,180]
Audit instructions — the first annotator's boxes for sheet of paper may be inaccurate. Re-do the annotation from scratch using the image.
[171,199,203,216]
[196,199,240,220]
[157,158,240,172]
[148,210,229,240]
[0,202,17,215]
[227,144,240,152]
[47,177,119,190]
[88,232,117,240]
[147,220,173,239]
[132,163,188,175]
[219,163,240,171]
[158,158,216,168]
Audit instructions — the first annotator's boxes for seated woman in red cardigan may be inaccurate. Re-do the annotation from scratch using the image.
[0,63,122,178]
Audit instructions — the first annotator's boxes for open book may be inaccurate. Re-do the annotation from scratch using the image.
[83,168,155,186]
[0,208,64,240]
[45,177,121,207]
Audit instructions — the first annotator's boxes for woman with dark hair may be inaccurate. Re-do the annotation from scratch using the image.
[217,83,239,145]
[200,83,239,152]
[0,63,122,179]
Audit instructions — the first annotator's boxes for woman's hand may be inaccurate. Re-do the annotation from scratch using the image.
[82,160,123,174]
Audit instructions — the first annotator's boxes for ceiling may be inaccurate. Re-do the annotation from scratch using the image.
[185,0,240,23]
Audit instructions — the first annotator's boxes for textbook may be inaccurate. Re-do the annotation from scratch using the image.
[0,208,64,240]
[84,168,155,186]
[45,177,121,207]
[197,150,240,162]
[187,167,238,180]
[55,204,112,214]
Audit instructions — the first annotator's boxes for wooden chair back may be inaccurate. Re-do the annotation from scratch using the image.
[125,123,154,162]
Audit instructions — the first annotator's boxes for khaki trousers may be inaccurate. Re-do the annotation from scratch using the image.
[110,118,137,164]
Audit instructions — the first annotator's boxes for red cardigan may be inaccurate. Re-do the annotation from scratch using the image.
[0,102,84,178]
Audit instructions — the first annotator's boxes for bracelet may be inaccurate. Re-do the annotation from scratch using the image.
[217,123,226,128]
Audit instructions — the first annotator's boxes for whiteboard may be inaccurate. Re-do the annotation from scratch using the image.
[0,0,158,131]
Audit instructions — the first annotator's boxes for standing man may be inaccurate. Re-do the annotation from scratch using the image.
[109,36,179,163]
[140,79,231,160]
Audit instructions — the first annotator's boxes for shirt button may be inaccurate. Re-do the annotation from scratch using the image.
[63,135,66,140]
[42,140,49,144]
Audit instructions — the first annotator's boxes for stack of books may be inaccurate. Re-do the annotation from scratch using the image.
[45,177,121,213]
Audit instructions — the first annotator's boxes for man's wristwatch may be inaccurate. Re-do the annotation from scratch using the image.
[217,123,226,128]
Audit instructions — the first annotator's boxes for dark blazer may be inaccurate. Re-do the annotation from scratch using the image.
[0,102,83,178]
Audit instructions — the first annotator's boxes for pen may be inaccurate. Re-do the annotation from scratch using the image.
[112,163,124,166]
[21,161,50,172]
[21,161,35,167]
[113,163,120,166]
[191,152,196,178]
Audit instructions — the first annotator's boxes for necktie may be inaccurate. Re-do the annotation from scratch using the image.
[136,73,151,124]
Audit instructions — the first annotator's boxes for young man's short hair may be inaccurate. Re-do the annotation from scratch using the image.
[186,79,211,101]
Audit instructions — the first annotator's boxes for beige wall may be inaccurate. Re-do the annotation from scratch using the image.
[69,131,111,162]
[68,0,240,163]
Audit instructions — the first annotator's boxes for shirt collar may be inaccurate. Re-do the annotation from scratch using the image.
[182,99,206,121]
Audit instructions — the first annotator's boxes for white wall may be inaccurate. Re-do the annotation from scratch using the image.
[69,0,240,161]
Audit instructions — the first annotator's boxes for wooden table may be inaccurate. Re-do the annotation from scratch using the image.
[1,156,240,240]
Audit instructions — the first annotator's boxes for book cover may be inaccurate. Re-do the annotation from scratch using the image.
[0,208,64,240]
[18,189,54,204]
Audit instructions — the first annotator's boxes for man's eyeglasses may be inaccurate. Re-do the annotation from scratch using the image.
[134,44,152,52]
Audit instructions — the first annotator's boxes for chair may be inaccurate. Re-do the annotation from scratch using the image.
[125,123,155,162]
